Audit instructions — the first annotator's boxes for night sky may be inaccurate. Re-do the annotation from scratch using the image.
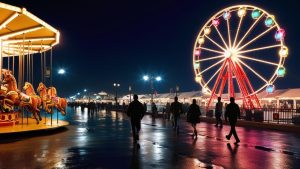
[2,0,300,97]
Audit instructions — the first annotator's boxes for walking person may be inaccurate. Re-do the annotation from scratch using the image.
[225,97,241,144]
[170,96,183,132]
[127,94,145,143]
[187,99,201,139]
[215,97,223,128]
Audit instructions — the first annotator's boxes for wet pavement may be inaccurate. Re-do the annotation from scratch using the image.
[0,107,300,169]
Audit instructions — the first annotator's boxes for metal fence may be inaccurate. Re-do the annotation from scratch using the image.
[204,106,300,125]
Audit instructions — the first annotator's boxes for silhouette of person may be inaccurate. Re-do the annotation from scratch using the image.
[187,99,201,139]
[215,97,223,128]
[127,94,145,143]
[225,97,241,144]
[170,96,183,131]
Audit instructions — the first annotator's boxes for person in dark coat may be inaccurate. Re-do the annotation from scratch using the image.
[170,96,183,131]
[187,99,201,138]
[127,94,145,143]
[225,97,241,144]
[215,97,223,128]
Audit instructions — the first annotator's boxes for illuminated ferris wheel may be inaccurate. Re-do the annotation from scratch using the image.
[193,5,288,109]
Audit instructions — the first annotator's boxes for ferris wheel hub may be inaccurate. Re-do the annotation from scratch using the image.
[224,49,237,59]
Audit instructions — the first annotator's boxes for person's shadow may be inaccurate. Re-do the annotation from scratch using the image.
[130,144,141,169]
[227,143,238,155]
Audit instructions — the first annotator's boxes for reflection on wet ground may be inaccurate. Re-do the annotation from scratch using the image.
[0,107,299,169]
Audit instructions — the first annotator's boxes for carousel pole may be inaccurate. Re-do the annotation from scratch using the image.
[0,39,2,83]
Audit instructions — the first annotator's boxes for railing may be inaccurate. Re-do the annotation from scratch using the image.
[204,106,300,125]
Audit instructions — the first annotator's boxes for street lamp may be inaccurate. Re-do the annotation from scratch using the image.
[113,83,120,105]
[129,85,132,103]
[143,75,162,105]
[58,68,65,75]
[176,85,179,97]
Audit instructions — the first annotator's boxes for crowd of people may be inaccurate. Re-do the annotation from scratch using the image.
[126,94,241,145]
[69,96,241,145]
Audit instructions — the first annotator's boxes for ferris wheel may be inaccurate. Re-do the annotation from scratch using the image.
[193,5,288,109]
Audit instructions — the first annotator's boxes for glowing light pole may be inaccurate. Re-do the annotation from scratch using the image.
[143,75,162,105]
[129,85,132,103]
[113,83,120,105]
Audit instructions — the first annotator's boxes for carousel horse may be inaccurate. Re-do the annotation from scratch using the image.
[19,82,42,124]
[37,82,55,113]
[47,87,67,115]
[2,70,20,111]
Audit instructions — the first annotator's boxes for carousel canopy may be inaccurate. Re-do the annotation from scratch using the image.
[0,2,59,57]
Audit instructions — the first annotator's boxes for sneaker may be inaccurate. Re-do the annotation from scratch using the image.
[226,135,230,140]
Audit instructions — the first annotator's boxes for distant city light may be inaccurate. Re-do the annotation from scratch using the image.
[58,68,65,74]
[77,92,80,95]
[84,89,87,92]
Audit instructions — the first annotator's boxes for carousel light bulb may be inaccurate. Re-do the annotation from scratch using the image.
[279,46,288,57]
[198,37,205,44]
[238,7,246,17]
[204,27,211,35]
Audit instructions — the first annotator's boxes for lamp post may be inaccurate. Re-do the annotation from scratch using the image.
[176,85,179,97]
[143,75,162,105]
[113,83,120,105]
[129,85,132,103]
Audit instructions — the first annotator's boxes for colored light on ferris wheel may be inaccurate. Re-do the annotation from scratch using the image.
[223,11,231,20]
[204,27,211,35]
[275,28,286,41]
[194,49,201,56]
[194,63,200,69]
[277,67,286,77]
[265,16,275,27]
[237,7,247,17]
[251,9,261,19]
[212,18,220,27]
[198,37,205,44]
[279,46,288,57]
[195,75,202,82]
[266,85,275,93]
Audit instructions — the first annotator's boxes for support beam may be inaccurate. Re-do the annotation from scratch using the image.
[0,12,19,30]
[0,25,44,40]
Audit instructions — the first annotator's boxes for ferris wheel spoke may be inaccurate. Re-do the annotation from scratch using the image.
[195,55,224,62]
[214,26,229,49]
[237,25,276,51]
[227,19,232,48]
[233,16,244,48]
[199,58,225,75]
[237,55,279,66]
[204,35,227,51]
[203,64,223,87]
[198,46,224,54]
[237,44,281,55]
[234,14,264,49]
[236,58,268,83]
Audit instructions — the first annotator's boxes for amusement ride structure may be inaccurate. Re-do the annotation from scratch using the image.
[193,5,288,110]
[0,2,67,127]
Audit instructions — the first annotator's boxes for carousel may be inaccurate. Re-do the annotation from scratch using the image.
[0,2,68,134]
